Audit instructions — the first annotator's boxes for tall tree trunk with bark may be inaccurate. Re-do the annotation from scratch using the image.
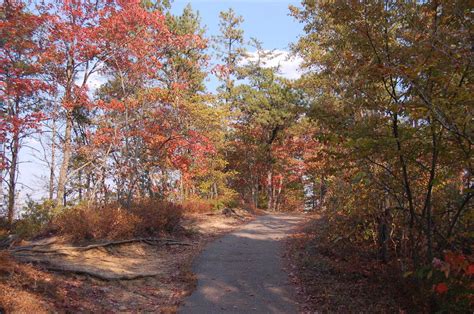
[267,169,273,211]
[392,112,417,266]
[7,131,19,228]
[56,110,73,206]
[422,120,440,262]
[49,118,56,200]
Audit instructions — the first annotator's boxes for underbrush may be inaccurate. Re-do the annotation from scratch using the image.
[180,197,215,213]
[53,200,183,242]
[6,194,257,245]
[243,202,267,215]
[9,196,246,243]
[9,199,184,243]
[0,219,8,241]
[14,199,57,238]
[290,214,473,312]
[327,211,473,312]
[180,194,245,213]
[414,251,474,312]
[287,215,427,312]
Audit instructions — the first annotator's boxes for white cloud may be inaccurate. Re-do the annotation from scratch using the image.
[243,49,304,80]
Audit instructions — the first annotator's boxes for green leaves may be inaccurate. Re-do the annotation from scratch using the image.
[291,2,473,296]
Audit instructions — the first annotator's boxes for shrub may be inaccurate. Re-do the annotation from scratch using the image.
[52,199,183,242]
[180,194,243,213]
[129,199,183,234]
[181,198,214,213]
[0,218,9,240]
[14,199,57,239]
[411,251,473,312]
[53,205,139,241]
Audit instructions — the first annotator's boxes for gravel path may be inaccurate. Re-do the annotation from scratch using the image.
[180,214,304,314]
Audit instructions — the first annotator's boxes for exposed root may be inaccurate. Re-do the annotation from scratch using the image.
[11,237,192,254]
[30,262,161,281]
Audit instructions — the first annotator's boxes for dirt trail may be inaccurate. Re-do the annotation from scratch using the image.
[180,214,304,314]
[1,213,252,313]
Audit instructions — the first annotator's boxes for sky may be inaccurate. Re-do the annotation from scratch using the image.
[171,0,303,51]
[171,0,305,87]
[12,0,306,206]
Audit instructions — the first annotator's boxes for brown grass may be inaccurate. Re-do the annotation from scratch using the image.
[242,202,267,216]
[180,198,214,213]
[53,199,183,242]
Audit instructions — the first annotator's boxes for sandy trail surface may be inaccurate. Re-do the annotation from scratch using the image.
[180,214,304,314]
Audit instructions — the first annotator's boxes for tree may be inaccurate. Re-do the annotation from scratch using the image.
[39,0,207,206]
[39,0,113,206]
[0,0,48,226]
[291,1,472,264]
[227,44,303,210]
[88,2,215,206]
[213,8,246,104]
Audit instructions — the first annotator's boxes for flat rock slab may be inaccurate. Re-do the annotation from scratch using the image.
[13,242,169,280]
[180,214,304,314]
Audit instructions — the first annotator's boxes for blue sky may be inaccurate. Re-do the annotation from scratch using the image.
[171,0,303,51]
[169,0,305,91]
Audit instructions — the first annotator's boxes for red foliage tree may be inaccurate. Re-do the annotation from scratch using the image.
[0,0,49,226]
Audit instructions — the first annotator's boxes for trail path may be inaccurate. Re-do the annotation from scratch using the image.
[180,214,304,314]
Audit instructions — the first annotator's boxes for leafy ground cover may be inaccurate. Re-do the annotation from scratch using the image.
[286,214,429,313]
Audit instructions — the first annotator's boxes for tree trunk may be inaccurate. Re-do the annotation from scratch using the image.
[49,109,57,200]
[254,177,259,209]
[267,169,273,211]
[180,175,184,201]
[423,120,440,262]
[56,110,73,207]
[378,198,390,263]
[320,175,326,208]
[392,112,417,265]
[102,167,108,204]
[7,131,19,228]
[275,176,283,211]
[78,170,83,201]
[213,182,218,199]
[0,143,4,216]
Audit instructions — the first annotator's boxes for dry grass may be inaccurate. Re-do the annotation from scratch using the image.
[0,285,51,313]
[182,209,252,237]
[180,198,214,213]
[240,202,267,216]
[53,199,183,242]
